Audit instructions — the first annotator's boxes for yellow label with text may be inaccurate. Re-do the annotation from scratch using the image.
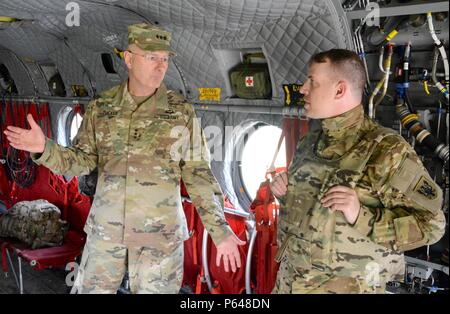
[198,88,221,102]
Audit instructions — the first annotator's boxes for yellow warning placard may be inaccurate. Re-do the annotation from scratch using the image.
[198,88,221,102]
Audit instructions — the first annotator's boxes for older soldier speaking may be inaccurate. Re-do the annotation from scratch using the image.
[270,49,445,293]
[4,23,245,293]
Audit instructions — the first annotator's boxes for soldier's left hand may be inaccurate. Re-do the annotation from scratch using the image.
[216,233,246,272]
[321,185,361,224]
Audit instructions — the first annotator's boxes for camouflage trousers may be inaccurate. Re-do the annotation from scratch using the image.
[272,257,386,294]
[71,235,184,294]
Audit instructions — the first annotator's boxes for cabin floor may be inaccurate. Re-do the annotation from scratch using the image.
[0,251,69,294]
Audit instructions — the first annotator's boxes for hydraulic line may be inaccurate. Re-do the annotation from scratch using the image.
[432,45,449,101]
[369,44,393,118]
[366,16,409,48]
[354,21,371,89]
[379,46,386,73]
[396,99,449,163]
[394,40,449,163]
[396,43,415,113]
[427,12,449,100]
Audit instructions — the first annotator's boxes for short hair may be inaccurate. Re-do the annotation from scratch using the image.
[308,49,366,96]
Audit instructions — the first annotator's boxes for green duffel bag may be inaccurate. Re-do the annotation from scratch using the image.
[230,53,272,99]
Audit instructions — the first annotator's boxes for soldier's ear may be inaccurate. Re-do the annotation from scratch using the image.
[124,51,133,70]
[334,80,347,100]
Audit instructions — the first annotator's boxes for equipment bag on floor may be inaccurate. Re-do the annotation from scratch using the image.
[0,199,68,249]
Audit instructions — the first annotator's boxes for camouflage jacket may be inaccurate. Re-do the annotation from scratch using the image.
[32,81,232,248]
[277,105,445,286]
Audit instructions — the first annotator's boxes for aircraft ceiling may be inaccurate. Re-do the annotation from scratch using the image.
[0,0,351,104]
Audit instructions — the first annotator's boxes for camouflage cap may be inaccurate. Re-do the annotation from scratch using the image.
[127,23,176,56]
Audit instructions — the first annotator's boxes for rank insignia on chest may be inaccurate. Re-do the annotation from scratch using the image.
[98,111,119,118]
[156,113,179,120]
[414,176,438,200]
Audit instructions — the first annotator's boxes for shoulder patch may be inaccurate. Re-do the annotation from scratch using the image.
[414,176,438,200]
[389,157,442,213]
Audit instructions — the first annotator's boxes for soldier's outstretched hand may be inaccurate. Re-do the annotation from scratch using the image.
[270,171,288,198]
[4,114,46,153]
[216,233,246,273]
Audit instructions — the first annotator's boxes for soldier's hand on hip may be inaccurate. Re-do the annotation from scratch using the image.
[4,114,45,153]
[270,171,288,198]
[216,233,246,273]
[321,185,361,225]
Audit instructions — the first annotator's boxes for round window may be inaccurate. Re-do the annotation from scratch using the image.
[240,124,286,200]
[57,106,83,147]
[70,112,83,142]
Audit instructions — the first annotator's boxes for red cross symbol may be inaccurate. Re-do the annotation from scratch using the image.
[245,76,254,87]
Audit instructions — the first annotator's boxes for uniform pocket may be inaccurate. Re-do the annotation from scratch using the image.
[285,235,312,270]
[393,215,424,251]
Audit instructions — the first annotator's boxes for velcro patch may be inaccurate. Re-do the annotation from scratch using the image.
[156,114,180,120]
[389,157,442,213]
[97,111,119,118]
[413,176,438,200]
[282,84,304,107]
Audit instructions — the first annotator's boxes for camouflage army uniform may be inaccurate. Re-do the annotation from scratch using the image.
[273,105,445,294]
[31,24,232,293]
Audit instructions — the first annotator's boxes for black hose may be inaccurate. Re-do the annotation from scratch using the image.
[396,100,449,162]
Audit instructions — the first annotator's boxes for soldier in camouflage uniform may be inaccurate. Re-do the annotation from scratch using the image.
[4,23,244,293]
[270,49,446,293]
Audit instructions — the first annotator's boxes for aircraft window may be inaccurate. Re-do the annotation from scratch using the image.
[57,106,83,147]
[70,112,83,142]
[240,124,286,200]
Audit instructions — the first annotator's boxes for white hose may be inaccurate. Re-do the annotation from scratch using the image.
[245,227,257,294]
[202,229,213,293]
[379,46,386,73]
[357,28,371,86]
[370,45,393,118]
[427,12,449,98]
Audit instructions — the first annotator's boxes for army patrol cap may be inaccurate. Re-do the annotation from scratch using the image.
[128,23,176,56]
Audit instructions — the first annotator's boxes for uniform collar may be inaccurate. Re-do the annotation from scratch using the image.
[316,105,365,159]
[321,105,364,141]
[117,80,168,110]
[154,83,168,109]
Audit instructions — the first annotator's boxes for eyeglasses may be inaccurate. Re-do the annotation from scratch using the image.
[127,50,170,63]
